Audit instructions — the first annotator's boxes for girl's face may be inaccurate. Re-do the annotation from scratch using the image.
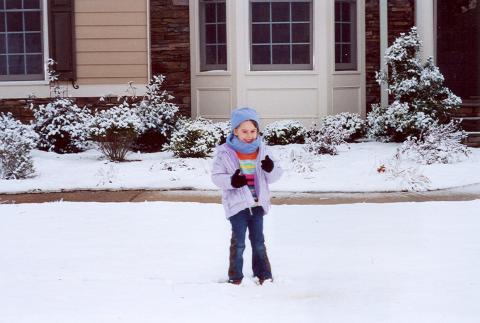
[234,120,258,143]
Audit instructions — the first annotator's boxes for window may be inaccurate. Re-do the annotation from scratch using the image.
[0,0,44,81]
[250,0,312,71]
[199,0,227,71]
[335,0,357,71]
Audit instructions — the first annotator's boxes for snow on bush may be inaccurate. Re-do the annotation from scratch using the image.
[263,120,307,145]
[277,145,318,174]
[0,113,38,180]
[397,121,471,165]
[322,112,366,142]
[214,121,231,145]
[31,98,93,153]
[368,27,461,142]
[90,102,144,162]
[133,75,179,152]
[166,117,221,158]
[305,124,348,155]
[377,154,431,192]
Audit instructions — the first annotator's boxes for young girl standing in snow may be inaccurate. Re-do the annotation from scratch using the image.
[211,107,283,285]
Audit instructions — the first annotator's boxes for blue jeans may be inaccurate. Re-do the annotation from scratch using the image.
[228,206,272,281]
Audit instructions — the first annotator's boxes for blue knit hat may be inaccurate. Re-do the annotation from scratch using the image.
[230,107,259,132]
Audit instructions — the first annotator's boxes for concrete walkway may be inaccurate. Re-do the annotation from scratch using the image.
[1,184,480,205]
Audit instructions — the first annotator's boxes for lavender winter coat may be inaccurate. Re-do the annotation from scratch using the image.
[211,142,283,219]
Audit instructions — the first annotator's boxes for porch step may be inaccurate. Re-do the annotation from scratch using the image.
[453,116,480,132]
[464,132,480,148]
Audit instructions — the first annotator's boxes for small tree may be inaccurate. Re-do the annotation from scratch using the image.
[133,75,179,152]
[368,27,462,142]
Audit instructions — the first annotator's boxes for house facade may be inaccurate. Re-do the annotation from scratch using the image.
[1,0,479,144]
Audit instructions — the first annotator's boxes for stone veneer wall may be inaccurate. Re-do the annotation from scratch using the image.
[365,0,415,112]
[150,0,191,116]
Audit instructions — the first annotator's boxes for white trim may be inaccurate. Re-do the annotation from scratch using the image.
[415,0,435,63]
[379,0,388,107]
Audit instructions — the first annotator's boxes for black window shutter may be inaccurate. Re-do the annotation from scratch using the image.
[48,0,76,82]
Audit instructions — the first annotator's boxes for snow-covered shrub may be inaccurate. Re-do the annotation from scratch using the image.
[322,112,366,142]
[90,102,144,161]
[31,98,93,153]
[0,113,38,179]
[214,121,231,145]
[397,121,470,164]
[263,120,307,145]
[305,124,347,155]
[280,146,317,174]
[133,75,179,152]
[166,117,220,158]
[378,154,431,192]
[368,27,461,142]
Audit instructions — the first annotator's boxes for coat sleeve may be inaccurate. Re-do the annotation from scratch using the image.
[211,152,235,190]
[263,152,283,184]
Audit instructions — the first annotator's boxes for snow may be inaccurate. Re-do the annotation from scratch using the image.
[1,142,479,194]
[1,200,479,322]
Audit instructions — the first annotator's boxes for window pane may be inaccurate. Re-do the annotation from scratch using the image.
[272,44,290,64]
[26,53,42,73]
[7,12,23,32]
[8,54,24,74]
[335,2,341,20]
[335,44,342,63]
[205,3,216,23]
[7,33,23,53]
[272,23,289,43]
[217,23,226,43]
[0,0,4,9]
[292,44,309,64]
[335,23,341,42]
[25,32,41,52]
[292,2,309,21]
[205,45,217,65]
[218,45,226,65]
[252,3,270,22]
[24,12,41,31]
[0,34,5,53]
[342,2,351,21]
[342,44,351,63]
[272,2,289,22]
[292,23,309,43]
[6,0,22,9]
[0,55,6,74]
[205,24,216,44]
[0,12,4,32]
[252,45,270,64]
[217,2,226,23]
[342,23,351,42]
[24,0,40,9]
[252,24,270,43]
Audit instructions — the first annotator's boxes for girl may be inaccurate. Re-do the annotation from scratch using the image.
[211,107,283,285]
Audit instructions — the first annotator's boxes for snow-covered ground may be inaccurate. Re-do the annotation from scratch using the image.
[1,142,479,194]
[1,201,479,323]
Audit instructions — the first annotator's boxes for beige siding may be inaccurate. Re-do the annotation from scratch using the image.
[75,0,148,85]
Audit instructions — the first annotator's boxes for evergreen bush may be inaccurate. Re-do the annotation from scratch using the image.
[263,120,307,145]
[166,118,220,158]
[367,27,461,142]
[0,113,38,179]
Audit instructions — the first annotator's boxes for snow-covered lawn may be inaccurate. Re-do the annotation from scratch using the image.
[1,142,480,194]
[1,201,479,323]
